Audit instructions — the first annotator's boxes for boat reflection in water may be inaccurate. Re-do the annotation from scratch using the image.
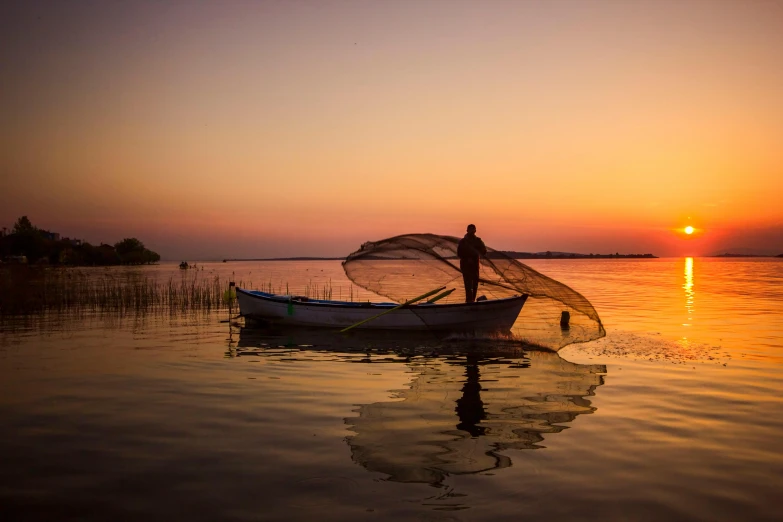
[234,325,606,486]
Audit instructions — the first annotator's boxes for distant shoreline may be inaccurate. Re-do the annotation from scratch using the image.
[222,257,345,262]
[216,252,783,262]
[496,252,658,259]
[222,252,660,262]
[711,253,783,258]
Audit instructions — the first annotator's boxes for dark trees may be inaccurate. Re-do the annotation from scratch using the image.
[2,218,161,266]
[13,216,35,234]
[114,238,160,265]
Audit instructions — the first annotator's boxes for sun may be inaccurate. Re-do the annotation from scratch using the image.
[684,226,694,235]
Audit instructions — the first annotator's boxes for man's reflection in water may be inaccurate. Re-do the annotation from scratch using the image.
[455,356,486,436]
[232,325,606,487]
[342,349,606,486]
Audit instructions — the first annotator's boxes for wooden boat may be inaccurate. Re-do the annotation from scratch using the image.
[236,288,527,331]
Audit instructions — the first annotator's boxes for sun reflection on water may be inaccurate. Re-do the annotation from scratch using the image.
[683,257,694,330]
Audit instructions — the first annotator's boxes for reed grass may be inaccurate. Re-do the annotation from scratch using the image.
[256,278,339,301]
[0,267,361,317]
[0,268,239,316]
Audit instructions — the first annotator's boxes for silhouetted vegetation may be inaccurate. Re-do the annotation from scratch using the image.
[0,216,160,266]
[494,251,657,259]
[0,269,236,316]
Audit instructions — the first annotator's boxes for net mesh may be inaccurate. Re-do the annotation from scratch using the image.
[342,233,605,350]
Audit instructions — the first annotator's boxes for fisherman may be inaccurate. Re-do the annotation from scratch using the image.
[457,224,487,303]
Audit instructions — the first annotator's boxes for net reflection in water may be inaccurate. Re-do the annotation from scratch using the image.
[234,326,606,486]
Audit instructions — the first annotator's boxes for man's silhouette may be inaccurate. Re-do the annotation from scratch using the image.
[457,224,487,303]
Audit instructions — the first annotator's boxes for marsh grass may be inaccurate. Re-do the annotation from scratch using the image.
[0,268,358,317]
[257,280,335,300]
[0,267,239,316]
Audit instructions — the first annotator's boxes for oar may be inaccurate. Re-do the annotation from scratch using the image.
[340,286,446,333]
[426,288,455,303]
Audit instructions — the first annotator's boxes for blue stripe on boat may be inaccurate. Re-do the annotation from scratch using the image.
[243,290,398,307]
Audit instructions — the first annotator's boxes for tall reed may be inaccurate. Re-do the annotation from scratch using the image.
[1,267,364,317]
[0,267,239,316]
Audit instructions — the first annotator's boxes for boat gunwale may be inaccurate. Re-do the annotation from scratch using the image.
[236,287,527,310]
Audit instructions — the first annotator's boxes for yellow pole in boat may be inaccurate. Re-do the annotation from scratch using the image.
[340,286,446,333]
[426,288,455,303]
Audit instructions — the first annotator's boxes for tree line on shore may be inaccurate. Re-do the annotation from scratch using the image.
[1,216,160,266]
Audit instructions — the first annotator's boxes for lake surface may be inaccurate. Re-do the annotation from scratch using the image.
[1,258,782,521]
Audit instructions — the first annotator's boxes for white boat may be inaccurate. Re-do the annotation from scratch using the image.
[236,288,527,331]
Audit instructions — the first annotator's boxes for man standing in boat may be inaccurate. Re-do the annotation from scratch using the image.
[457,224,487,303]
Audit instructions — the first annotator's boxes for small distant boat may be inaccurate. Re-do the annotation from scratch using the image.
[179,261,189,269]
[236,288,527,331]
[5,255,28,264]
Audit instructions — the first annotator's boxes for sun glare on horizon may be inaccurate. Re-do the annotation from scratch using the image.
[684,226,695,235]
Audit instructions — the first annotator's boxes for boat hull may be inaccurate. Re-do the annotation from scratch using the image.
[236,288,527,331]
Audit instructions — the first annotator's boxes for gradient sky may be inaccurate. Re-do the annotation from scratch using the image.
[2,0,782,259]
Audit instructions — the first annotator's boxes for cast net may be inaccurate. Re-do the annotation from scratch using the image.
[342,233,605,350]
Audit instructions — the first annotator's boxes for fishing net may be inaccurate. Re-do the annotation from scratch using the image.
[342,233,605,350]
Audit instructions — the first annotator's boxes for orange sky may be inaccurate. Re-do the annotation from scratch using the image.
[1,0,782,259]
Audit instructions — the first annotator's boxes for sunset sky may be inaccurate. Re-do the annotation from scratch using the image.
[2,0,782,259]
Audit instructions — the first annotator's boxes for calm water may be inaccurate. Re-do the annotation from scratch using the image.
[1,259,782,521]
